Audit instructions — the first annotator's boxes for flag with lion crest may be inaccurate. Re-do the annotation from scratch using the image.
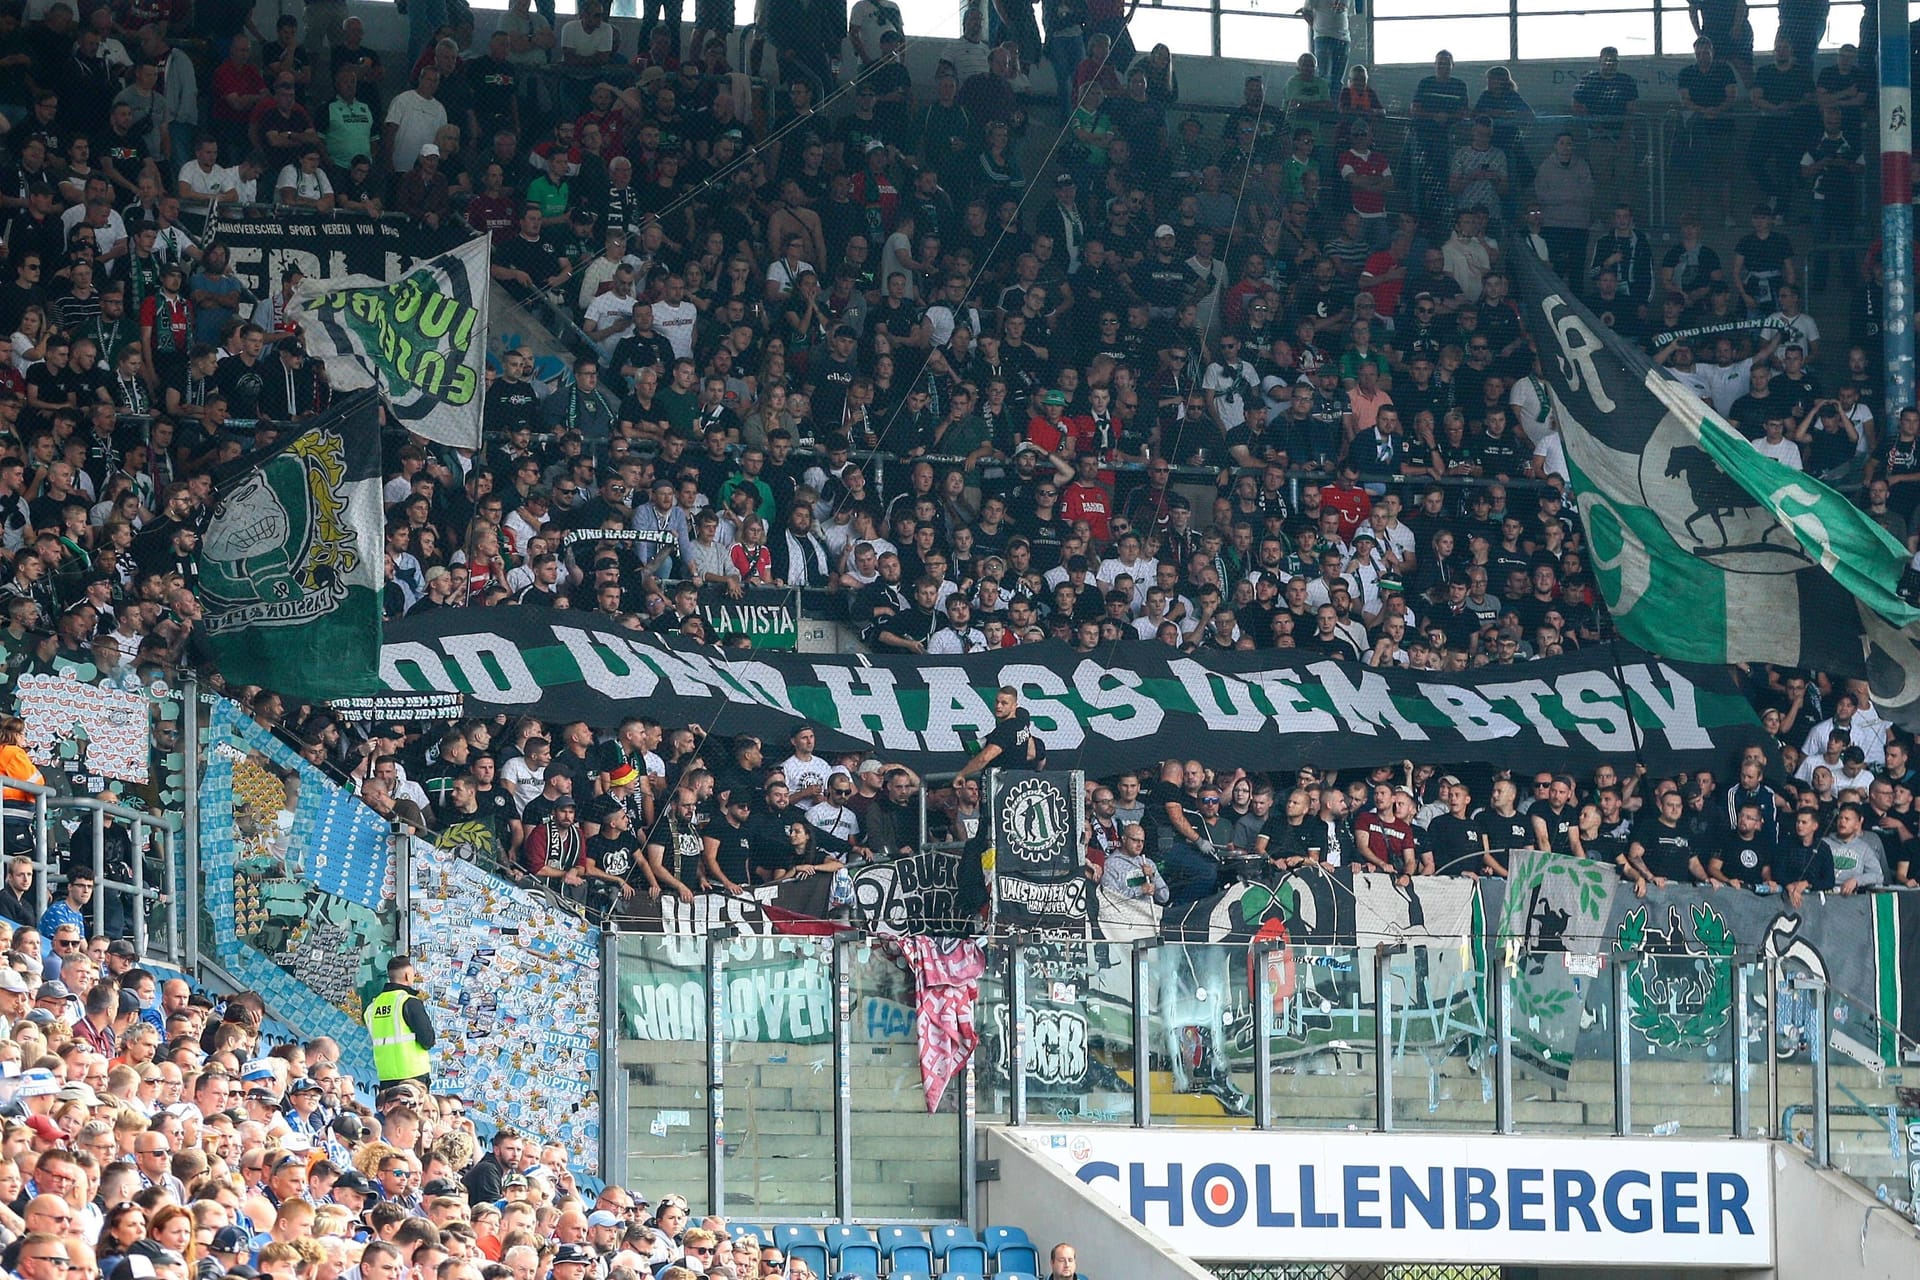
[195,391,384,699]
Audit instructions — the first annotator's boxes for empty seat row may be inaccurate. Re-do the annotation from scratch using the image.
[727,1224,1035,1278]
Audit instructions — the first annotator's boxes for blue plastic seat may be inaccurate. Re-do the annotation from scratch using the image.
[939,1272,985,1280]
[825,1225,875,1257]
[994,1247,1039,1275]
[998,1274,1039,1280]
[888,1244,934,1275]
[731,1224,771,1247]
[891,1273,931,1280]
[981,1226,1029,1256]
[876,1226,927,1257]
[928,1226,978,1259]
[878,1226,931,1274]
[789,1243,828,1279]
[775,1225,825,1253]
[937,1246,987,1275]
[832,1243,880,1277]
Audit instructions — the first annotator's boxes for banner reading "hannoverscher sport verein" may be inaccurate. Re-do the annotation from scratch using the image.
[379,612,1768,776]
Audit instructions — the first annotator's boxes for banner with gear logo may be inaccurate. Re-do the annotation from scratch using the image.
[989,770,1088,937]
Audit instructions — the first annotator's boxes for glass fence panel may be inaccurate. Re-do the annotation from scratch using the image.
[614,933,712,1196]
[1145,943,1258,1125]
[1620,924,1738,1138]
[720,933,836,1219]
[1265,946,1376,1131]
[1774,961,1818,1155]
[1736,960,1769,1141]
[1506,949,1615,1137]
[848,939,964,1221]
[977,938,1140,1125]
[1379,936,1495,1132]
[1823,976,1915,1207]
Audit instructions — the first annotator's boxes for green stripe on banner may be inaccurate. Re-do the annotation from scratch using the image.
[381,612,1772,778]
[403,643,1764,735]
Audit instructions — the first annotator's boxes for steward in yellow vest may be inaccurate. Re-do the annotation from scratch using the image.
[364,955,435,1085]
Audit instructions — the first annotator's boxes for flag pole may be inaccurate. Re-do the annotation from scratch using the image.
[1880,0,1915,416]
[1605,637,1651,780]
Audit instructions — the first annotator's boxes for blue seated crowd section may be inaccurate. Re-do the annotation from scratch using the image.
[730,1224,1037,1280]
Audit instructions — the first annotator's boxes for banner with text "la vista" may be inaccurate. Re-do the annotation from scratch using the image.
[380,612,1766,776]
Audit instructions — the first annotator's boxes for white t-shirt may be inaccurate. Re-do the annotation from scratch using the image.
[583,290,637,358]
[765,258,814,296]
[1752,434,1803,469]
[850,0,905,60]
[384,91,449,173]
[1696,358,1753,417]
[276,164,334,203]
[1508,373,1556,446]
[1305,0,1351,39]
[559,19,615,59]
[60,204,125,260]
[928,625,988,654]
[1761,309,1821,352]
[1531,431,1570,481]
[652,300,697,359]
[879,230,916,299]
[499,757,544,810]
[781,753,833,808]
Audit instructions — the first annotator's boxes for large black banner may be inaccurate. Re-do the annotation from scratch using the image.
[380,611,1770,777]
[210,214,467,305]
[991,770,1088,937]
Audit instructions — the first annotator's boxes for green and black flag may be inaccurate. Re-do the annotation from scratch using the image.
[195,390,384,699]
[289,235,488,450]
[1511,245,1920,676]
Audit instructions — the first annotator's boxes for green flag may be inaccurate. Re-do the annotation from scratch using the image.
[196,391,384,698]
[1683,397,1920,627]
[1511,247,1912,673]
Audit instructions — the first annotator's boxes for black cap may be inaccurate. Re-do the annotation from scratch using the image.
[210,1228,251,1254]
[332,1168,375,1195]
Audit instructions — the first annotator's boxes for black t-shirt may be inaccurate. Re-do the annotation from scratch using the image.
[1676,62,1738,120]
[1423,812,1484,875]
[703,814,756,885]
[215,353,266,419]
[1716,832,1773,886]
[25,362,82,412]
[1735,231,1796,308]
[586,832,642,886]
[497,233,563,289]
[1633,818,1697,880]
[986,706,1041,768]
[746,839,795,884]
[1533,802,1577,854]
[645,811,704,886]
[468,55,520,132]
[1478,810,1534,858]
[485,378,539,434]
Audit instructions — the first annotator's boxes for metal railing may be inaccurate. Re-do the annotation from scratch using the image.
[0,776,183,968]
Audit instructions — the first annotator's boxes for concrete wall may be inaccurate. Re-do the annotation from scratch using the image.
[1772,1145,1920,1280]
[979,1126,1215,1280]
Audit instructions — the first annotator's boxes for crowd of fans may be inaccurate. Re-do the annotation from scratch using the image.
[0,2,1899,1273]
[0,0,1902,1190]
[0,887,889,1280]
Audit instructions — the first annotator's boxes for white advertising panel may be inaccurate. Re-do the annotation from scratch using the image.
[1016,1128,1772,1267]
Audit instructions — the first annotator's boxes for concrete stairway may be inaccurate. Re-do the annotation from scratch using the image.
[616,1034,966,1220]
